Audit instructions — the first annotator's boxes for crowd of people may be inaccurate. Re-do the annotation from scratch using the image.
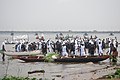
[14,35,118,57]
[1,34,119,64]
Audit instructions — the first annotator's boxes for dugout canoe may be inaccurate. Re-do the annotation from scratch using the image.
[54,55,109,63]
[18,55,45,62]
[4,50,41,56]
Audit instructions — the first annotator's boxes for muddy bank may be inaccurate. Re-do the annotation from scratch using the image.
[62,64,117,80]
[0,56,119,80]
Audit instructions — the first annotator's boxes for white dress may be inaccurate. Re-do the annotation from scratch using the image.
[80,45,85,56]
[98,43,103,55]
[74,40,79,55]
[75,44,78,55]
[62,45,68,56]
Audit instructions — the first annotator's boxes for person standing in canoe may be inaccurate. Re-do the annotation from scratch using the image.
[74,39,79,56]
[61,42,68,58]
[55,40,62,55]
[41,41,47,55]
[80,42,86,56]
[1,42,6,61]
[98,40,103,56]
[88,41,95,56]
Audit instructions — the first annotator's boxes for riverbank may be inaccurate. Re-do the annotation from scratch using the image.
[0,55,120,80]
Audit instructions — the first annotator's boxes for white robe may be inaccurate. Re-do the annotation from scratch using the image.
[80,45,85,56]
[98,43,103,55]
[62,46,68,56]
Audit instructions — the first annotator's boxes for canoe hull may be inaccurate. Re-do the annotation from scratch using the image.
[19,55,109,63]
[18,56,45,62]
[54,55,109,63]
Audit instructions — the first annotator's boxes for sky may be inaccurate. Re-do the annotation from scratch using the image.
[0,0,120,31]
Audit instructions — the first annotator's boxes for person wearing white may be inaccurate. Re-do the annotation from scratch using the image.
[1,42,6,50]
[113,39,118,48]
[17,43,21,52]
[26,43,29,51]
[38,41,42,50]
[106,40,111,55]
[80,44,86,56]
[62,45,68,57]
[47,39,53,52]
[98,41,103,56]
[75,42,79,55]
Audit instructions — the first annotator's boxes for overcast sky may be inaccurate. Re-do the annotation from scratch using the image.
[0,0,120,31]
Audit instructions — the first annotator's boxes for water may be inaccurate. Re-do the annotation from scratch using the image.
[0,32,120,44]
[0,31,120,80]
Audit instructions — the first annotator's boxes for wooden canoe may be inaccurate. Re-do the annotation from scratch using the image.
[54,55,109,63]
[18,56,45,62]
[4,50,41,56]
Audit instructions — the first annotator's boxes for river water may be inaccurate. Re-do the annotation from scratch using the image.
[0,32,120,80]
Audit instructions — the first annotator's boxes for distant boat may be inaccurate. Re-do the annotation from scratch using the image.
[83,33,88,36]
[109,32,114,36]
[55,33,64,40]
[64,34,73,40]
[83,33,88,38]
[4,40,16,44]
[5,32,16,44]
[5,35,29,44]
